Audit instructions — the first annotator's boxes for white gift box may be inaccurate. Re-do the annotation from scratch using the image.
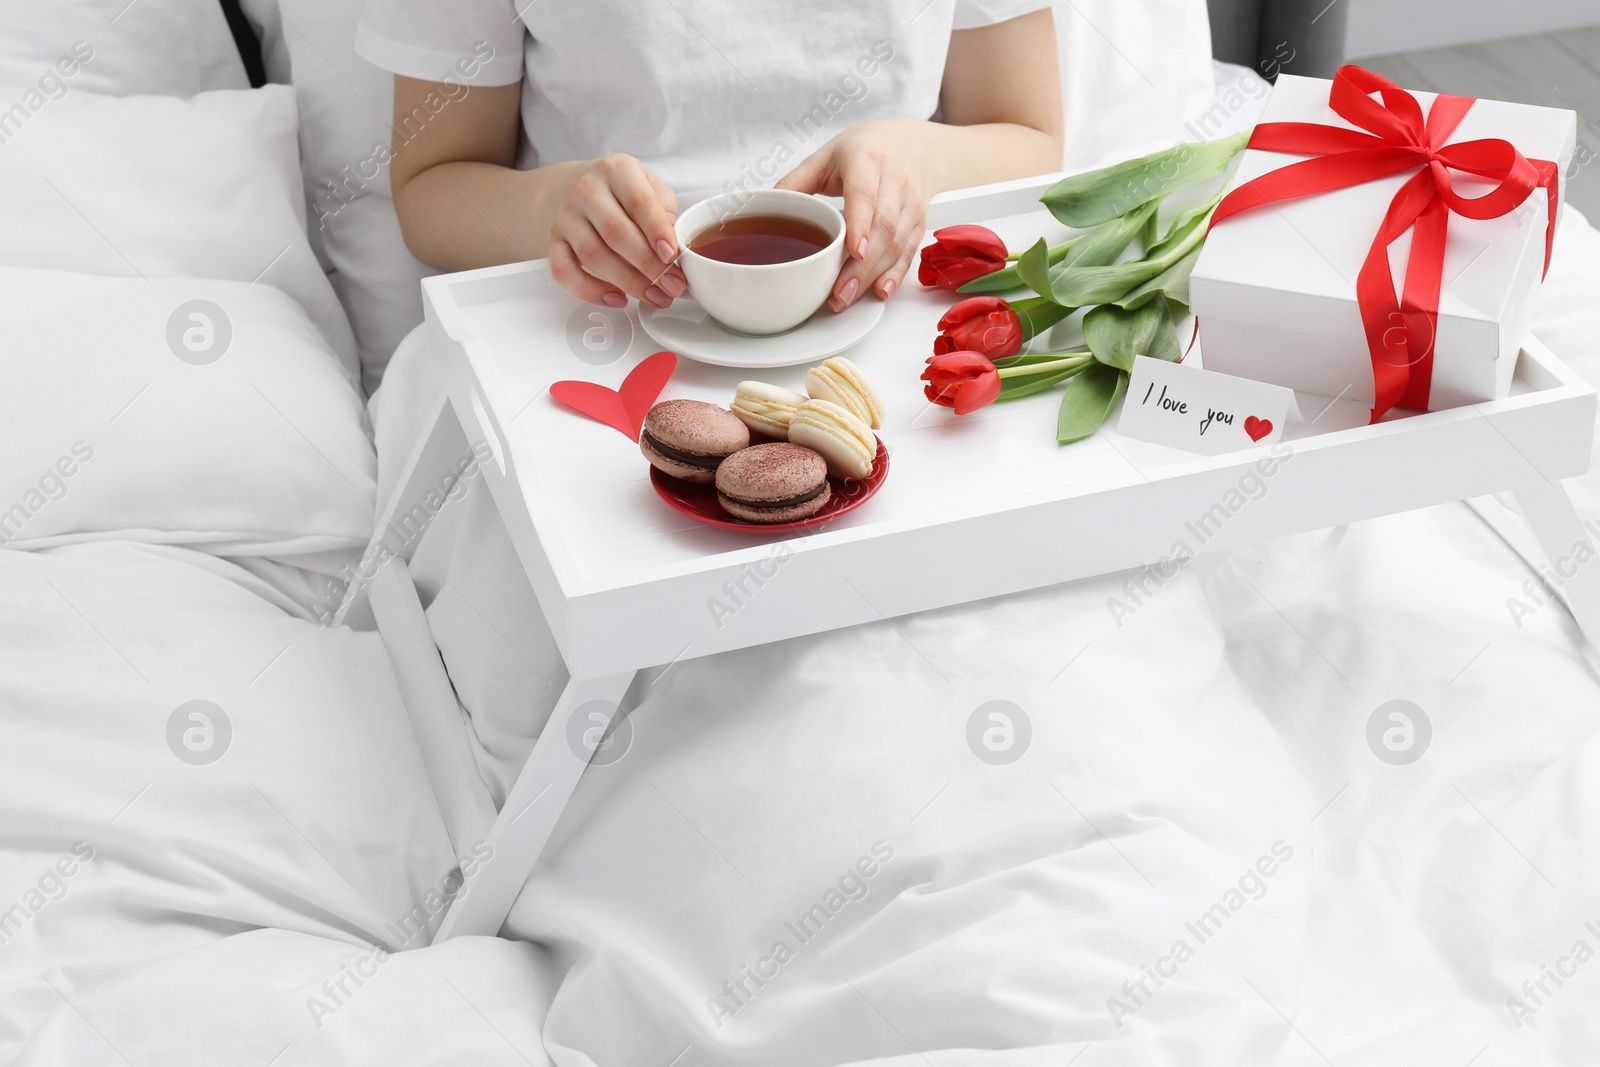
[1191,74,1576,411]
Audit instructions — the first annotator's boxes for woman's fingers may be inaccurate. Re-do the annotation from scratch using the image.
[774,150,832,199]
[876,230,920,299]
[785,138,927,308]
[583,188,686,298]
[871,186,925,299]
[785,145,872,262]
[836,169,876,265]
[574,217,674,306]
[600,154,682,269]
[548,237,626,307]
[551,154,685,306]
[832,171,916,311]
[824,159,877,311]
[865,184,908,280]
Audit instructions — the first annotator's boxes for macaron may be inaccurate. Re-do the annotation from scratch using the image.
[788,399,876,480]
[731,381,809,439]
[805,357,883,429]
[715,443,831,524]
[640,399,750,484]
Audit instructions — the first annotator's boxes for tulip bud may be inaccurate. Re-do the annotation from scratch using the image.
[917,225,1008,289]
[935,296,1024,360]
[921,351,1001,415]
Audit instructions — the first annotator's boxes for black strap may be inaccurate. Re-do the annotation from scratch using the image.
[218,0,267,88]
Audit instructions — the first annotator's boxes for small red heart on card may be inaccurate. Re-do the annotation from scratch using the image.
[550,351,677,441]
[1244,416,1273,442]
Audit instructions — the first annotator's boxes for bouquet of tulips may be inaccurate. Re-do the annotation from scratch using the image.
[918,132,1249,442]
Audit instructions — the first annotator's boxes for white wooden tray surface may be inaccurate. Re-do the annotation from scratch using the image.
[422,174,1596,677]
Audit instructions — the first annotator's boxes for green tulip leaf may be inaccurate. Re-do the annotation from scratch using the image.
[1057,363,1128,444]
[996,347,1090,367]
[997,364,1088,400]
[1083,294,1179,373]
[1146,301,1182,363]
[1040,131,1250,228]
[957,265,1024,294]
[1114,245,1203,311]
[1013,299,1073,338]
[1063,198,1161,270]
[959,237,1077,293]
[1044,259,1166,307]
[1144,186,1227,262]
[1042,197,1216,307]
[1013,237,1054,302]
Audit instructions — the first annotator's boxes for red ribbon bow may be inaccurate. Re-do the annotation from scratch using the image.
[1209,65,1561,421]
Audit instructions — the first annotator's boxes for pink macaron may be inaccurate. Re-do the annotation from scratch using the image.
[715,443,831,523]
[641,399,751,484]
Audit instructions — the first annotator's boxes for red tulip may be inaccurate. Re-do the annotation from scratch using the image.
[922,351,1001,415]
[917,225,1007,289]
[934,296,1023,360]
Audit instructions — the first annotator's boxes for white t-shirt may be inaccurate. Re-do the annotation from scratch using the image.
[355,0,1052,205]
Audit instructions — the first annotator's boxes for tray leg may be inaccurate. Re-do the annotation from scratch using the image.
[335,396,467,632]
[1507,477,1600,647]
[433,670,635,942]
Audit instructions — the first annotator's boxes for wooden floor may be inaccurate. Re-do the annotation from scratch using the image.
[1361,27,1600,219]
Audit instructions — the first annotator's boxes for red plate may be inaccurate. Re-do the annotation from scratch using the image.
[650,437,889,534]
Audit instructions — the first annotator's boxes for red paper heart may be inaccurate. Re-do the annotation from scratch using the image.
[1244,416,1273,442]
[550,351,677,441]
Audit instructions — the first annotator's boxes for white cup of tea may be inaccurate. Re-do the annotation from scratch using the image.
[674,189,847,335]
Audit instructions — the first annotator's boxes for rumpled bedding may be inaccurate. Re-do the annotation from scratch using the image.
[351,207,1600,1064]
[6,161,1600,1067]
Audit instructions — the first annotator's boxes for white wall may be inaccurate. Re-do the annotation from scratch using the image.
[1345,0,1598,57]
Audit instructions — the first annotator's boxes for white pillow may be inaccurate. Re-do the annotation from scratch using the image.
[0,0,247,99]
[0,267,374,558]
[0,84,359,378]
[240,0,437,393]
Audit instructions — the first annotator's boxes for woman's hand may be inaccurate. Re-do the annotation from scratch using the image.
[777,120,939,312]
[772,10,1063,312]
[548,154,687,309]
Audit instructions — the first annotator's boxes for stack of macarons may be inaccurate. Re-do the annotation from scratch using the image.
[641,356,884,524]
[732,356,882,479]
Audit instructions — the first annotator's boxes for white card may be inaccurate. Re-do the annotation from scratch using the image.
[1117,356,1293,455]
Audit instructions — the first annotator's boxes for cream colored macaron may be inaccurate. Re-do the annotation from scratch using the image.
[788,399,876,480]
[731,381,809,439]
[805,357,883,430]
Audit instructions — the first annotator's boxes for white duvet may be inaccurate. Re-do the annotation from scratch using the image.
[0,542,560,1065]
[342,202,1600,1066]
[8,91,1600,1067]
[8,221,1600,1067]
[6,237,1599,1067]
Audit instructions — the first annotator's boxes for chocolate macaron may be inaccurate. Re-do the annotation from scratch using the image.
[715,443,831,523]
[641,399,750,484]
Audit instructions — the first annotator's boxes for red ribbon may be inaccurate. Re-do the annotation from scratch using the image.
[1209,65,1561,421]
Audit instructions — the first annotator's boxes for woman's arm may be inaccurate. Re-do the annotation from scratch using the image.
[933,7,1065,189]
[388,76,685,307]
[778,9,1063,309]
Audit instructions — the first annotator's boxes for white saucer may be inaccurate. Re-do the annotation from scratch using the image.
[638,294,885,369]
